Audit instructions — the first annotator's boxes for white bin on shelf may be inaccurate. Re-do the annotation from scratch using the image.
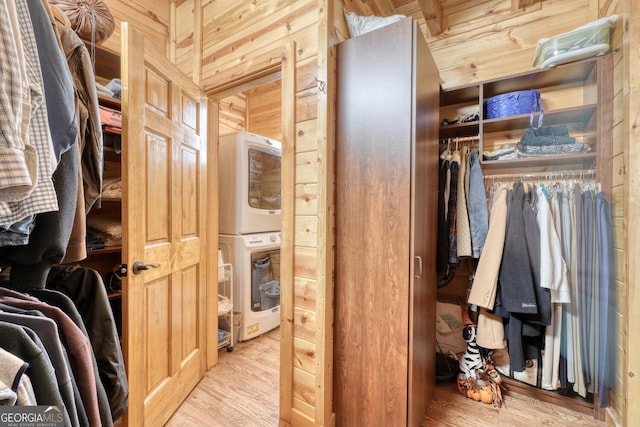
[533,15,617,69]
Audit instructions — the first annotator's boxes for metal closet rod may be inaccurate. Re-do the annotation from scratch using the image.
[484,169,597,181]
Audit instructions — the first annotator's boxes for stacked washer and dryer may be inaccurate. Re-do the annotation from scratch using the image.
[218,131,282,342]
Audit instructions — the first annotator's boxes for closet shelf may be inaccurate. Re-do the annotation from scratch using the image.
[440,106,595,139]
[107,291,122,300]
[100,197,122,204]
[103,146,121,156]
[482,105,597,133]
[440,84,480,106]
[481,153,596,171]
[98,95,121,110]
[439,56,608,181]
[482,58,596,98]
[87,246,122,255]
[439,122,479,139]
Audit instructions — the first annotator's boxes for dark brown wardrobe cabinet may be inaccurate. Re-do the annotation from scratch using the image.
[334,18,440,426]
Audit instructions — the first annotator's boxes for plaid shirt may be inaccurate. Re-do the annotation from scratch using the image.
[0,0,59,224]
[0,0,37,201]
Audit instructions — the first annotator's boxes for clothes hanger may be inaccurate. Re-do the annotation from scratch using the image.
[440,139,450,160]
[442,138,453,161]
[50,4,71,30]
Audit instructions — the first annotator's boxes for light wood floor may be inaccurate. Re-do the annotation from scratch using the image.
[424,380,605,427]
[166,328,280,427]
[167,328,605,427]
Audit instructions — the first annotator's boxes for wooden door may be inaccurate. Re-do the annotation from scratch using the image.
[121,23,208,426]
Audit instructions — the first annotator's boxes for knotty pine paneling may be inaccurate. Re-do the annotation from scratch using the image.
[242,58,319,141]
[391,5,423,30]
[218,93,247,136]
[613,124,625,184]
[293,307,317,344]
[294,278,317,312]
[295,183,319,216]
[293,336,316,374]
[247,80,282,140]
[296,58,322,92]
[292,398,315,423]
[296,88,320,123]
[101,0,170,56]
[605,1,624,423]
[247,82,281,111]
[292,367,315,413]
[333,1,350,41]
[199,1,318,91]
[442,0,540,31]
[296,152,319,185]
[294,246,318,279]
[429,2,593,88]
[174,0,197,79]
[340,0,397,18]
[295,216,319,249]
[338,1,598,88]
[296,119,319,153]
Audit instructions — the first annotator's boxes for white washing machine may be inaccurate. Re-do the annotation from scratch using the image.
[218,232,281,341]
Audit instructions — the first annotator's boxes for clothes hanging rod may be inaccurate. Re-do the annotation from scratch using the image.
[439,135,480,143]
[484,169,596,181]
[453,135,479,142]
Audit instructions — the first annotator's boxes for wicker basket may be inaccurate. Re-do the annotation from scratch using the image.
[485,89,544,128]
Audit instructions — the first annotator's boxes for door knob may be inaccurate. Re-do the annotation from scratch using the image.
[132,260,161,275]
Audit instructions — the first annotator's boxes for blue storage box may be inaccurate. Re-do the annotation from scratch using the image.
[485,89,544,128]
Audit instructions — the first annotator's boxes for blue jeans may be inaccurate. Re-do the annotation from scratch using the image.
[0,215,35,246]
[467,149,488,257]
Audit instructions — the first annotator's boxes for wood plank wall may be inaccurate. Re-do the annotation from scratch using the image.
[219,94,247,136]
[602,2,624,425]
[410,0,597,90]
[622,1,640,426]
[174,1,329,425]
[173,0,200,82]
[101,0,171,57]
[247,81,283,141]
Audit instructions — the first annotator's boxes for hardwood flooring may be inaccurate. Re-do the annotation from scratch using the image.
[424,380,605,427]
[166,328,280,427]
[167,329,605,427]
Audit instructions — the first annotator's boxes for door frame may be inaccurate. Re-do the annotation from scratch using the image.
[205,42,297,422]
